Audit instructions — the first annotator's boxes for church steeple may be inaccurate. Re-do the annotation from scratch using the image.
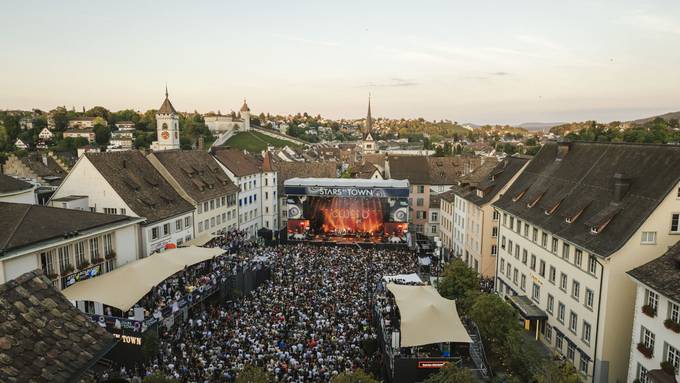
[366,93,373,133]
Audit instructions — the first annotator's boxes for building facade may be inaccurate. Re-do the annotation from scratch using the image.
[493,141,680,382]
[627,243,680,383]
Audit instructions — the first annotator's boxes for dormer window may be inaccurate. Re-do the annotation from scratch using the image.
[527,192,546,208]
[476,189,484,198]
[513,188,528,202]
[544,199,563,215]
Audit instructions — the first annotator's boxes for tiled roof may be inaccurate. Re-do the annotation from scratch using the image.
[0,270,115,382]
[273,161,338,195]
[494,142,680,258]
[0,202,134,253]
[85,151,194,223]
[351,162,380,179]
[0,174,33,194]
[158,96,177,114]
[628,241,680,303]
[210,147,263,177]
[388,155,482,185]
[151,150,239,203]
[240,99,250,112]
[456,156,529,206]
[18,153,67,180]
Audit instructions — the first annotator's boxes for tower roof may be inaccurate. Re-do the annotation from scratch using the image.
[366,94,373,133]
[240,99,250,112]
[158,86,177,114]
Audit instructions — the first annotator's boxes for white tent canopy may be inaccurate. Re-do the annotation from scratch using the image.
[61,246,225,311]
[387,283,472,347]
[183,234,217,247]
[382,273,423,284]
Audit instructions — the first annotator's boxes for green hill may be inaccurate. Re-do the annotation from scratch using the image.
[223,131,300,152]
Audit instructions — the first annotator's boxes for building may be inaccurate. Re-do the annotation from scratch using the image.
[63,129,95,143]
[19,117,33,130]
[260,151,278,231]
[115,121,136,131]
[110,131,133,149]
[150,88,180,151]
[626,242,680,383]
[204,99,252,134]
[2,151,69,187]
[493,141,680,382]
[387,155,482,236]
[0,174,36,204]
[50,151,195,255]
[0,269,115,383]
[38,127,54,141]
[442,156,529,277]
[0,202,143,290]
[68,116,97,129]
[14,138,27,150]
[147,149,240,237]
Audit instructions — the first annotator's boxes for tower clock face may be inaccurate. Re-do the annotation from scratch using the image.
[161,131,170,139]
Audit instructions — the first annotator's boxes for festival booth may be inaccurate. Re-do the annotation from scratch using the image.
[374,282,473,383]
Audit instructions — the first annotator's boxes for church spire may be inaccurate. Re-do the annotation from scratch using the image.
[366,93,373,133]
[165,84,168,99]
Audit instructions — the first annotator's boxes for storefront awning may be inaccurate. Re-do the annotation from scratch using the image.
[387,283,472,347]
[61,246,224,311]
[508,295,548,320]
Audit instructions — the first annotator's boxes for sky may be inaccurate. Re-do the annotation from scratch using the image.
[1,0,679,125]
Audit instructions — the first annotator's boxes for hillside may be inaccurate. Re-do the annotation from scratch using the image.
[515,122,565,131]
[630,111,680,125]
[223,131,300,152]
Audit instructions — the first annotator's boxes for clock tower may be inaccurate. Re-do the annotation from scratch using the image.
[151,86,180,151]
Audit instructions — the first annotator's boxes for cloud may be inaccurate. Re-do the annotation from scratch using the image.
[490,71,510,76]
[362,78,419,87]
[622,10,680,35]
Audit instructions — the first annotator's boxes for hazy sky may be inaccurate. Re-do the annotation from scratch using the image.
[1,0,679,124]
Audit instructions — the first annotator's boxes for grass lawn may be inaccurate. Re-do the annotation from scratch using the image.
[223,131,300,152]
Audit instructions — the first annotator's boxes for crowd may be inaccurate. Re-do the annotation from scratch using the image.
[107,244,416,382]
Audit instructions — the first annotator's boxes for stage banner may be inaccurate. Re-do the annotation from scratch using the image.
[284,185,409,198]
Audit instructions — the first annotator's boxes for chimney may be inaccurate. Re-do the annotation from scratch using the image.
[556,140,572,161]
[613,173,631,203]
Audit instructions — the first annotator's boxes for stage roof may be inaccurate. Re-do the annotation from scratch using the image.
[61,246,224,311]
[284,177,409,188]
[387,283,472,347]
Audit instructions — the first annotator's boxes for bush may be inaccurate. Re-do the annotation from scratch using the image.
[423,363,476,383]
[664,319,680,333]
[642,304,657,317]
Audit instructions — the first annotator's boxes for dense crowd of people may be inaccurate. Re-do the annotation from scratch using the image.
[106,243,416,382]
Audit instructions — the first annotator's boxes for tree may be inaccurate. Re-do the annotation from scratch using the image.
[330,369,380,383]
[141,331,160,361]
[94,124,111,148]
[467,293,518,356]
[436,259,479,301]
[236,365,274,383]
[535,360,582,383]
[0,125,8,151]
[423,363,476,383]
[85,106,111,121]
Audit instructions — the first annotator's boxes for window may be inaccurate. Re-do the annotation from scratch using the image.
[549,266,556,284]
[521,274,526,291]
[539,260,546,277]
[560,273,568,291]
[430,225,437,234]
[492,226,498,237]
[175,219,182,231]
[513,269,518,284]
[509,216,514,230]
[163,223,170,236]
[556,333,564,351]
[89,237,99,259]
[569,312,578,333]
[74,241,86,266]
[103,207,117,214]
[418,185,425,193]
[588,255,597,275]
[665,343,680,374]
[216,215,221,225]
[546,324,552,342]
[431,212,438,222]
[198,204,203,214]
[522,249,527,264]
[103,234,113,256]
[500,259,506,274]
[185,217,191,227]
[579,354,589,375]
[669,301,680,324]
[562,243,570,260]
[557,302,565,323]
[58,246,71,273]
[567,342,576,362]
[203,202,209,212]
[541,232,548,247]
[222,213,226,223]
[515,244,520,259]
[40,251,55,276]
[585,289,594,310]
[547,294,554,314]
[530,254,536,270]
[551,237,558,253]
[532,283,540,302]
[583,321,591,344]
[508,240,513,253]
[501,236,506,250]
[673,213,680,233]
[416,198,424,207]
[524,223,529,237]
[574,249,583,267]
[491,245,497,256]
[198,222,203,232]
[151,227,159,240]
[532,228,538,242]
[503,213,507,226]
[641,231,657,244]
[493,210,499,220]
[572,280,580,301]
[646,289,659,311]
[210,217,215,228]
[637,363,649,383]
[121,208,126,215]
[221,196,226,206]
[641,326,655,350]
[516,219,522,233]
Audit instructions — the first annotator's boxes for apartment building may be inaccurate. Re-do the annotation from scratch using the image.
[147,149,240,237]
[627,242,680,383]
[50,151,195,256]
[260,152,278,231]
[442,156,528,277]
[493,141,680,382]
